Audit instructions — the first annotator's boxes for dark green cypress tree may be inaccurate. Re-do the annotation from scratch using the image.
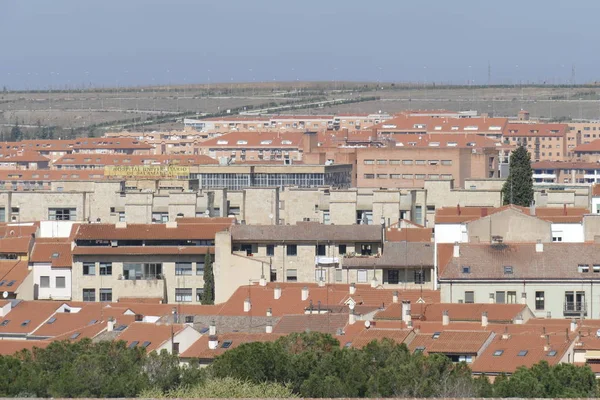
[502,145,533,206]
[201,252,215,305]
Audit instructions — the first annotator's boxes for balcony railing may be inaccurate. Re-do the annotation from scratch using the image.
[564,302,587,316]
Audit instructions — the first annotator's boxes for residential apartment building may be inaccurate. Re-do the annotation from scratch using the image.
[53,154,217,170]
[573,139,600,162]
[356,134,500,188]
[70,219,231,303]
[567,121,600,158]
[532,161,600,184]
[439,241,600,320]
[503,123,569,162]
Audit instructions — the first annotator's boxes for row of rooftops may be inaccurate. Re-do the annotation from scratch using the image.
[0,283,598,375]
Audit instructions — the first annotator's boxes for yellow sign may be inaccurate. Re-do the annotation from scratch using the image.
[104,165,190,178]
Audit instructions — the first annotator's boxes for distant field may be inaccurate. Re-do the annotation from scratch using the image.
[1,83,599,138]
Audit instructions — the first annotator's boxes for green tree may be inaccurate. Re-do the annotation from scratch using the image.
[201,252,214,304]
[502,145,533,206]
[10,122,23,142]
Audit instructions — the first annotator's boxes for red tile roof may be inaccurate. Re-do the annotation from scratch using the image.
[408,330,493,355]
[30,239,72,268]
[573,139,600,152]
[504,123,569,137]
[198,132,305,149]
[371,115,509,135]
[273,313,349,335]
[0,261,32,294]
[0,340,49,355]
[348,328,414,349]
[72,246,211,256]
[180,332,283,359]
[114,322,187,352]
[54,153,217,167]
[386,227,432,242]
[0,300,59,335]
[73,221,230,240]
[435,205,588,224]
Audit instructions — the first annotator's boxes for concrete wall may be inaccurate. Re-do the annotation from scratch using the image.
[33,263,72,300]
[467,210,552,243]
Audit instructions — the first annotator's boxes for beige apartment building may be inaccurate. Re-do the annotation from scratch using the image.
[532,161,600,184]
[503,123,569,162]
[356,135,499,188]
[70,220,231,303]
[567,122,600,158]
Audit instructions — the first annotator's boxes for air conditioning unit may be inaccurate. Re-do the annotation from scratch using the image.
[111,240,118,247]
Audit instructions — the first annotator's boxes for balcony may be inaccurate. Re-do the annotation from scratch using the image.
[564,302,587,316]
[315,256,339,266]
[532,173,556,179]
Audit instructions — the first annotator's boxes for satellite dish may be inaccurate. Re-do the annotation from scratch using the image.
[204,209,210,216]
[364,320,371,329]
[2,291,8,299]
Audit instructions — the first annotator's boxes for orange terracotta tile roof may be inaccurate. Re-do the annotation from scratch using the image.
[408,330,493,355]
[0,223,39,238]
[0,236,33,253]
[532,160,600,170]
[0,151,51,163]
[504,122,569,137]
[54,153,217,166]
[348,328,413,349]
[73,221,230,240]
[0,261,31,294]
[371,115,509,135]
[180,332,283,359]
[30,239,72,268]
[114,322,187,352]
[0,300,59,335]
[435,204,588,224]
[116,297,163,304]
[389,133,501,149]
[273,313,349,335]
[471,331,572,374]
[198,131,305,149]
[574,139,600,152]
[385,227,433,242]
[0,339,49,355]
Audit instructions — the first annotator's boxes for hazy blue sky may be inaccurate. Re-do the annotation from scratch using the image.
[1,0,598,89]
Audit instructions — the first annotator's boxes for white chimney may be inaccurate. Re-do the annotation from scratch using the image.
[536,239,543,253]
[274,285,282,300]
[453,242,460,258]
[370,276,378,288]
[209,320,216,336]
[502,328,510,340]
[266,322,273,334]
[301,286,309,301]
[392,291,399,304]
[208,335,218,350]
[349,311,356,325]
[514,314,523,324]
[401,300,411,324]
[570,319,577,332]
[482,311,488,327]
[318,279,325,287]
[266,307,272,317]
[521,292,527,305]
[442,310,450,326]
[243,298,251,312]
[107,317,115,332]
[349,283,356,295]
[259,275,267,287]
[489,293,495,304]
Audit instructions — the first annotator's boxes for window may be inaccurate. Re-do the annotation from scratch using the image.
[360,244,372,256]
[594,265,600,273]
[493,350,504,356]
[286,269,297,282]
[99,262,112,276]
[221,340,233,349]
[335,269,343,282]
[175,288,192,302]
[151,212,169,223]
[414,270,424,284]
[83,262,95,276]
[496,291,505,304]
[507,291,517,304]
[99,288,112,302]
[83,289,95,302]
[40,276,50,288]
[390,174,401,179]
[286,244,297,256]
[402,160,413,165]
[266,244,275,256]
[315,269,326,282]
[323,212,330,225]
[390,160,401,165]
[338,244,347,255]
[464,291,474,303]
[547,350,557,357]
[552,232,563,242]
[56,277,66,288]
[316,244,326,256]
[48,207,76,221]
[357,269,368,283]
[363,174,375,179]
[123,263,162,280]
[415,160,426,165]
[517,350,528,357]
[196,288,204,302]
[402,174,413,179]
[118,212,125,222]
[503,266,513,275]
[414,206,423,225]
[376,160,387,165]
[535,291,545,310]
[364,159,375,165]
[462,266,471,274]
[175,262,193,276]
[578,264,590,273]
[441,160,452,166]
[377,174,388,179]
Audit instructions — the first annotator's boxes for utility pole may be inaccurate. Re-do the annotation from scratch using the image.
[487,61,491,87]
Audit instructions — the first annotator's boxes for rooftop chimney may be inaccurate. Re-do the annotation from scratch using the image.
[107,317,115,332]
[266,322,273,334]
[301,286,309,301]
[536,239,543,253]
[401,300,412,324]
[453,242,460,258]
[570,319,577,332]
[243,298,251,312]
[442,310,450,326]
[349,311,356,325]
[482,311,488,327]
[209,320,216,336]
[502,326,510,340]
[274,285,282,300]
[370,276,378,288]
[208,335,218,350]
[266,307,272,317]
[514,314,523,325]
[543,335,551,352]
[392,291,399,304]
[349,283,356,295]
[318,279,325,287]
[259,275,267,287]
[529,200,536,216]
